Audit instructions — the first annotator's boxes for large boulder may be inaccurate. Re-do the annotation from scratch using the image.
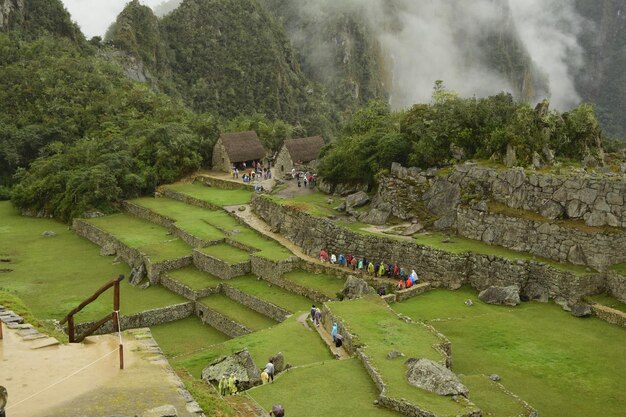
[341,276,374,300]
[358,208,391,225]
[405,358,468,396]
[423,180,461,216]
[129,264,147,286]
[269,352,285,373]
[479,286,521,306]
[401,223,424,236]
[345,191,370,209]
[201,349,261,390]
[570,303,592,318]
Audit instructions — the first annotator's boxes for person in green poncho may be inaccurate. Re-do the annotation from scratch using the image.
[228,373,238,395]
[218,375,228,396]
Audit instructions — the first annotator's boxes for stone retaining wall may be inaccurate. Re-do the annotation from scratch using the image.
[195,302,251,337]
[221,284,290,321]
[250,255,299,281]
[262,272,332,304]
[607,271,626,303]
[146,256,193,285]
[195,175,254,191]
[73,219,144,268]
[161,188,222,211]
[193,249,251,279]
[591,304,626,327]
[252,196,608,303]
[396,283,432,302]
[160,274,220,301]
[74,302,194,336]
[457,207,626,270]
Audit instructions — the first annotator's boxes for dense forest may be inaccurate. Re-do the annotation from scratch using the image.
[0,0,622,220]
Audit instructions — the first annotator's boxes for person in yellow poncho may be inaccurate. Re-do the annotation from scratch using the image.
[228,373,238,395]
[218,375,228,396]
[367,261,375,275]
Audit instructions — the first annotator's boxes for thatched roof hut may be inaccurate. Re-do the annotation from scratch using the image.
[275,136,325,174]
[212,131,266,172]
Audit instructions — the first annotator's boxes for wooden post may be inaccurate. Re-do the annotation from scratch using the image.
[0,321,3,340]
[67,315,75,343]
[113,279,120,333]
[119,343,124,370]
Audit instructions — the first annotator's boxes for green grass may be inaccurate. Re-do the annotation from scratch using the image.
[0,202,185,322]
[392,288,626,417]
[176,370,234,417]
[172,314,332,377]
[166,266,223,290]
[151,316,230,358]
[248,359,403,417]
[412,232,591,275]
[610,262,626,276]
[227,275,313,313]
[586,293,626,313]
[269,192,337,217]
[0,290,68,343]
[460,375,529,417]
[281,269,345,298]
[166,182,252,206]
[199,294,277,331]
[200,243,251,264]
[328,296,476,417]
[86,213,191,262]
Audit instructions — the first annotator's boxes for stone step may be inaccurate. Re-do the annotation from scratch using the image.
[30,337,61,349]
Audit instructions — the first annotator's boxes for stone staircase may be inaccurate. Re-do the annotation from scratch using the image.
[0,305,60,349]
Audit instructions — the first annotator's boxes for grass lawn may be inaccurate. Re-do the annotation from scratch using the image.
[248,359,403,417]
[166,182,252,206]
[0,202,185,322]
[172,314,332,377]
[392,288,626,417]
[227,275,313,313]
[166,266,223,291]
[151,316,230,358]
[200,243,251,264]
[610,262,626,276]
[413,232,591,275]
[460,375,529,417]
[328,296,476,417]
[86,213,191,262]
[586,293,626,313]
[199,294,277,331]
[281,270,345,298]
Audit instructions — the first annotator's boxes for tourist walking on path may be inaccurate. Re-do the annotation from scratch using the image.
[314,307,322,326]
[378,263,386,277]
[367,261,375,276]
[265,360,275,382]
[261,369,270,384]
[338,254,346,267]
[330,253,337,264]
[219,375,228,396]
[331,322,338,343]
[310,305,316,321]
[319,249,329,263]
[350,257,357,271]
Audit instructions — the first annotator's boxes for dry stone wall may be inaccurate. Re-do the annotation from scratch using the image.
[221,284,290,321]
[252,196,609,303]
[591,304,626,327]
[193,249,251,279]
[195,302,251,337]
[195,175,254,191]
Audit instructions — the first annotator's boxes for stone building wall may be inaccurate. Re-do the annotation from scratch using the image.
[211,138,232,173]
[457,208,626,270]
[252,196,608,303]
[193,249,251,279]
[274,146,294,178]
[607,271,626,302]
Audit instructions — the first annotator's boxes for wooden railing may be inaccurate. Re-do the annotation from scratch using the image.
[60,274,125,368]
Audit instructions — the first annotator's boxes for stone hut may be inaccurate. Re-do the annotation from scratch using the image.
[212,131,266,172]
[274,136,325,175]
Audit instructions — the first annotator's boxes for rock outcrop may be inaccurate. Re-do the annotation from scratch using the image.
[405,358,468,397]
[478,286,521,306]
[345,191,370,209]
[341,276,374,300]
[201,349,261,390]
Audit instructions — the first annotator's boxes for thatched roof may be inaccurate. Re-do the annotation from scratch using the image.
[284,136,325,163]
[219,131,265,163]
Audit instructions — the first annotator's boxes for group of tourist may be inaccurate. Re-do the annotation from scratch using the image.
[232,160,272,183]
[290,168,316,188]
[319,249,420,290]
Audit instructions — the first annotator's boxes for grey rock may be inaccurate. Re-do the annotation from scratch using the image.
[450,144,465,161]
[41,231,57,237]
[358,208,390,225]
[478,286,520,306]
[335,202,346,212]
[82,211,105,219]
[489,374,501,382]
[238,206,246,212]
[423,180,460,216]
[100,244,116,257]
[387,351,405,360]
[405,358,468,396]
[567,245,587,265]
[201,349,261,390]
[565,200,586,218]
[141,405,178,417]
[129,264,147,286]
[140,282,151,290]
[585,211,606,227]
[522,282,549,303]
[532,152,544,169]
[341,276,374,300]
[570,303,592,318]
[542,145,555,163]
[505,144,517,167]
[555,298,572,312]
[583,154,598,168]
[433,213,456,230]
[578,188,598,205]
[401,223,424,236]
[539,200,563,220]
[470,200,489,212]
[620,163,626,174]
[269,352,285,373]
[345,191,370,209]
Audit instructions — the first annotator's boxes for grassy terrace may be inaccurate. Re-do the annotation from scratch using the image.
[165,182,252,206]
[460,375,528,417]
[151,316,230,358]
[268,192,337,217]
[227,275,313,313]
[172,314,332,377]
[586,293,626,313]
[610,262,626,276]
[199,243,251,264]
[166,266,223,291]
[199,294,277,331]
[0,202,185,322]
[85,213,191,262]
[328,296,477,417]
[281,269,345,298]
[392,288,626,417]
[249,359,403,417]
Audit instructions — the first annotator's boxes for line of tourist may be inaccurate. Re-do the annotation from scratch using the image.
[319,249,420,290]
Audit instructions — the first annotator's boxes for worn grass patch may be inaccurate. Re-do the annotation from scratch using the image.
[248,359,403,417]
[151,316,230,358]
[172,314,332,377]
[227,275,313,313]
[0,202,184,322]
[166,266,223,291]
[167,182,252,206]
[392,288,626,417]
[199,294,277,331]
[200,244,251,265]
[281,269,345,298]
[328,296,476,417]
[86,213,191,262]
[586,293,626,313]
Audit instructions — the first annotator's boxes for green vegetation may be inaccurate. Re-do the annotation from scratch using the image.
[460,375,529,417]
[199,294,277,331]
[281,270,345,298]
[248,359,403,417]
[165,183,252,206]
[586,294,626,313]
[227,275,313,313]
[610,263,626,276]
[392,288,626,417]
[172,314,332,377]
[176,370,233,417]
[200,244,251,265]
[86,214,191,262]
[328,296,477,416]
[151,316,230,358]
[0,290,68,343]
[0,202,185,322]
[166,267,223,291]
[269,192,337,218]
